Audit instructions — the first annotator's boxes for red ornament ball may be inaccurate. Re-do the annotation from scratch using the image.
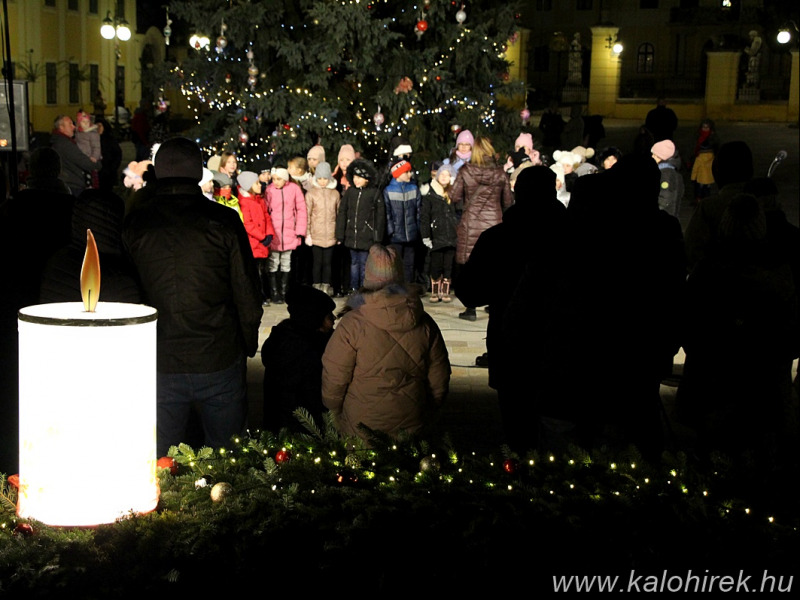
[503,458,518,474]
[275,449,291,463]
[416,20,428,32]
[14,523,34,536]
[156,456,178,475]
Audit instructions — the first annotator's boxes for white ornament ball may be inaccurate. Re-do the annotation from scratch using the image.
[239,131,250,144]
[216,36,228,49]
[247,49,255,60]
[456,9,467,24]
[373,111,385,127]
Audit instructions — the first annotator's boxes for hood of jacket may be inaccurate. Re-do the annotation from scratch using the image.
[345,285,423,333]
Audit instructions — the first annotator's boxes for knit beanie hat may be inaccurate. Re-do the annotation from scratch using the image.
[286,285,336,328]
[349,160,373,180]
[338,144,356,162]
[154,137,203,181]
[391,160,412,179]
[515,133,533,151]
[436,163,457,181]
[719,193,767,243]
[456,130,474,147]
[237,170,259,193]
[199,167,214,187]
[651,140,676,162]
[393,144,413,158]
[314,161,332,181]
[363,244,404,290]
[307,145,326,162]
[212,171,232,187]
[271,167,290,182]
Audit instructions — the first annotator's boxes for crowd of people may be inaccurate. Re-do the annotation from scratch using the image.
[0,99,797,472]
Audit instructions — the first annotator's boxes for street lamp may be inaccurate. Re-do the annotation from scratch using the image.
[100,11,130,130]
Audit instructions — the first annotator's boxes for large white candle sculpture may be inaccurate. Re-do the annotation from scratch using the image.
[16,230,159,526]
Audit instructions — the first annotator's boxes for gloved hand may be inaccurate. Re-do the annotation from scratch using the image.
[422,238,433,249]
[261,235,273,246]
[305,234,313,246]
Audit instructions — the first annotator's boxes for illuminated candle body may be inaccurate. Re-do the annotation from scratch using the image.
[17,302,158,526]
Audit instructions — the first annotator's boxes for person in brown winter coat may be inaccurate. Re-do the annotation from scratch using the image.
[321,244,450,442]
[450,136,513,320]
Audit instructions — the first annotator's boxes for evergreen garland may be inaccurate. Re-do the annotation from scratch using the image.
[1,412,797,596]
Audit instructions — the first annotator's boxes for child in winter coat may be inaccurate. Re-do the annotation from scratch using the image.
[383,159,422,283]
[690,118,719,203]
[265,167,308,304]
[305,161,340,295]
[75,110,101,189]
[213,171,243,220]
[335,159,386,292]
[652,140,685,218]
[288,156,312,191]
[237,170,276,305]
[261,284,336,432]
[420,163,458,302]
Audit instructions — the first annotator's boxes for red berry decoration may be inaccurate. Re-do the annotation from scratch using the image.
[416,20,428,32]
[275,449,291,463]
[503,458,518,474]
[14,523,34,536]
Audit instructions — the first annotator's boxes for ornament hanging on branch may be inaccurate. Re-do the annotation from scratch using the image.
[451,123,462,135]
[239,129,249,145]
[520,108,531,124]
[373,106,385,129]
[246,46,259,90]
[394,76,414,94]
[423,0,431,10]
[225,73,232,84]
[275,449,291,463]
[210,481,233,502]
[415,19,428,40]
[216,21,228,53]
[456,3,467,25]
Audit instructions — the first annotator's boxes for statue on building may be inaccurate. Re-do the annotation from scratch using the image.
[567,32,583,85]
[743,30,762,88]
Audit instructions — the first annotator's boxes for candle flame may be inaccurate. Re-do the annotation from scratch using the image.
[80,229,101,312]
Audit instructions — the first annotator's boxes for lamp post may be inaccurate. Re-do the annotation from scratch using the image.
[100,11,130,132]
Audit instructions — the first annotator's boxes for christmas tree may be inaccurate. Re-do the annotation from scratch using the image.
[164,0,524,170]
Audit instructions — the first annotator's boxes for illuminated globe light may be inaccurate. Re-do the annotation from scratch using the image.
[116,23,131,41]
[777,30,792,44]
[612,42,624,55]
[190,34,210,50]
[17,302,159,527]
[100,21,116,40]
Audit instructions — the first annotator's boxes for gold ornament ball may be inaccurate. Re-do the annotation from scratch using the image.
[210,481,233,502]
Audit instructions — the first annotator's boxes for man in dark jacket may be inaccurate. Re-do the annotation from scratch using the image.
[50,115,99,196]
[123,137,263,456]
